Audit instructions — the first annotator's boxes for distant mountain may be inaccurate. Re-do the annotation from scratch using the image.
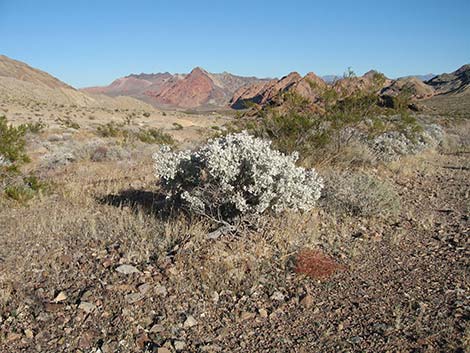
[321,75,341,83]
[426,64,470,95]
[0,54,153,110]
[398,73,436,82]
[83,68,270,109]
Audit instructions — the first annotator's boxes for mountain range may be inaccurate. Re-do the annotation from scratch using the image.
[1,54,468,112]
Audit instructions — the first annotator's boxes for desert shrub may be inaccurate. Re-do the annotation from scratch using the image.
[321,171,401,218]
[172,122,184,130]
[4,175,47,203]
[154,131,323,224]
[0,116,30,171]
[96,122,128,138]
[136,128,174,145]
[24,119,47,133]
[0,116,46,202]
[56,117,80,129]
[234,74,424,166]
[370,123,444,161]
[142,112,151,118]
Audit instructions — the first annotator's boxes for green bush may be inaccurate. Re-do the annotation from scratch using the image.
[172,122,184,130]
[4,175,48,203]
[25,119,47,133]
[0,116,30,169]
[96,122,128,138]
[56,117,80,129]
[0,116,47,202]
[234,73,421,166]
[136,128,174,145]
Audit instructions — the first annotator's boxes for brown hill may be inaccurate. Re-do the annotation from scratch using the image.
[83,68,269,109]
[0,54,153,110]
[230,72,328,109]
[381,77,435,100]
[146,67,222,108]
[426,64,470,95]
[83,72,177,97]
[0,54,72,90]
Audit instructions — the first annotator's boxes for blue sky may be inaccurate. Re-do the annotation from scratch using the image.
[1,0,469,87]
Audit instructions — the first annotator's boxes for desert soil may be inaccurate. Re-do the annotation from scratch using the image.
[0,145,468,352]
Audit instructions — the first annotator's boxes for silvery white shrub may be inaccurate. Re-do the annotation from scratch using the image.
[153,131,323,223]
[369,124,444,161]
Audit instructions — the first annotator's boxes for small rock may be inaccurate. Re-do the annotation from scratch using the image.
[78,301,96,313]
[138,283,150,294]
[53,291,67,303]
[300,294,313,308]
[150,324,164,333]
[126,293,144,304]
[270,291,285,301]
[7,332,22,342]
[24,329,34,339]
[155,285,167,296]
[240,311,255,321]
[174,340,185,351]
[157,348,171,353]
[183,315,197,328]
[212,291,219,303]
[116,264,140,274]
[258,308,268,318]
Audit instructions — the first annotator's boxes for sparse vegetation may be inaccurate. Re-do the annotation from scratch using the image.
[154,132,323,225]
[136,127,174,145]
[232,74,425,167]
[0,116,46,202]
[56,116,80,129]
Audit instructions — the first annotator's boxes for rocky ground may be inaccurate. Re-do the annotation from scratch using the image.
[0,118,469,352]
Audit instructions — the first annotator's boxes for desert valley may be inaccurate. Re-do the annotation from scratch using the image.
[0,49,469,353]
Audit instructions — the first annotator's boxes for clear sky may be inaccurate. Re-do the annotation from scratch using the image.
[1,0,469,88]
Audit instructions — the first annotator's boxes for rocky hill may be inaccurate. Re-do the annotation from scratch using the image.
[0,55,153,110]
[380,77,435,100]
[230,70,392,110]
[230,72,328,109]
[426,64,470,95]
[83,68,269,109]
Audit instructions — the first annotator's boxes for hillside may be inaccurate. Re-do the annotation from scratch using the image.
[426,64,470,95]
[83,68,269,109]
[0,55,154,111]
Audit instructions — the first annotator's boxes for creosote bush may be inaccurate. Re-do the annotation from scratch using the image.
[0,116,46,202]
[154,131,323,224]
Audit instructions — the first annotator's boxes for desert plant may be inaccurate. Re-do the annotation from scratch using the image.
[321,171,401,218]
[136,128,174,145]
[0,116,30,170]
[96,121,128,138]
[235,71,424,166]
[56,117,80,129]
[154,131,323,225]
[25,119,47,133]
[172,122,184,130]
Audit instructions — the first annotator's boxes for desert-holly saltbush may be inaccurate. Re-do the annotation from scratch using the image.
[153,131,323,222]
